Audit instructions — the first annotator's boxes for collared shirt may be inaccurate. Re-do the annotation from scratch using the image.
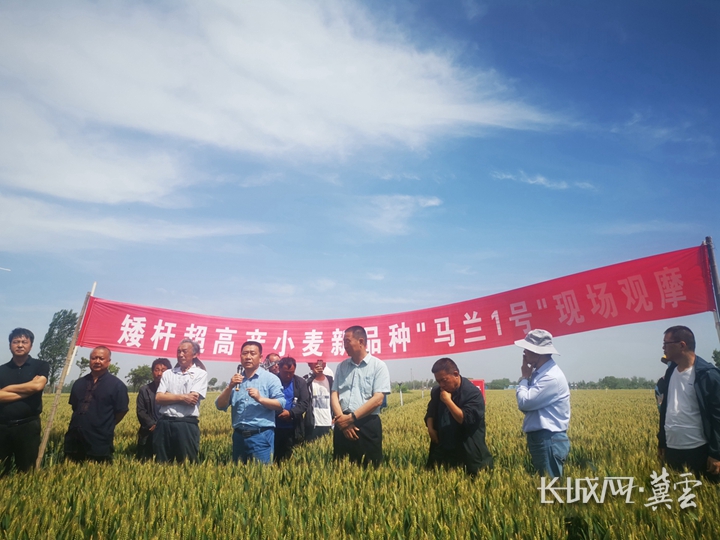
[0,356,50,422]
[332,353,391,415]
[217,368,285,429]
[68,371,129,456]
[516,359,570,433]
[157,365,208,418]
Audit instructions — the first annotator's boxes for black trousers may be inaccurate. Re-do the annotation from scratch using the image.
[0,418,41,474]
[666,444,720,482]
[154,416,200,463]
[274,427,297,463]
[333,414,383,467]
[136,429,155,461]
[64,427,113,464]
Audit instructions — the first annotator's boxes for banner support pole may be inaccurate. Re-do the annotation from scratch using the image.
[36,282,97,469]
[704,237,720,346]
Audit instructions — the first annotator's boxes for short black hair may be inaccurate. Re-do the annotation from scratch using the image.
[152,357,172,370]
[279,357,296,368]
[664,325,696,352]
[241,341,263,355]
[431,357,459,375]
[344,325,367,341]
[9,328,34,345]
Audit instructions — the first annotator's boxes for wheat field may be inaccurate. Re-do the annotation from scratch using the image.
[0,390,716,539]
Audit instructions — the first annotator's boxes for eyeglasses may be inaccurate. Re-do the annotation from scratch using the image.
[662,340,681,347]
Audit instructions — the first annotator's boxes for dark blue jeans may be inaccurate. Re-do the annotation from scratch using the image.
[526,429,570,477]
[233,428,274,464]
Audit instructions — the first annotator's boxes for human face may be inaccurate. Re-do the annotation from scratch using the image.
[10,335,32,359]
[343,331,365,359]
[152,363,169,384]
[177,343,196,370]
[89,348,111,377]
[523,349,543,370]
[279,362,296,385]
[310,360,325,376]
[662,332,683,362]
[434,369,461,394]
[241,344,262,372]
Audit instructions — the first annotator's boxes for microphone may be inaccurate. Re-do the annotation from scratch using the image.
[234,364,244,391]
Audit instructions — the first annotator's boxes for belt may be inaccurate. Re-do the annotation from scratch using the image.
[0,415,39,427]
[234,426,273,438]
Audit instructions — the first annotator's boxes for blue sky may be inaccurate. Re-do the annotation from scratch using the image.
[1,0,718,386]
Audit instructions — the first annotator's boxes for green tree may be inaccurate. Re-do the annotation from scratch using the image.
[487,378,512,390]
[713,349,720,370]
[38,309,78,389]
[109,364,120,377]
[209,377,218,388]
[126,365,152,391]
[76,356,90,376]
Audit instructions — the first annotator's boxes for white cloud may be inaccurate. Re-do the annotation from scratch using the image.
[357,194,442,235]
[0,193,262,252]
[0,1,560,206]
[0,95,187,205]
[492,170,595,191]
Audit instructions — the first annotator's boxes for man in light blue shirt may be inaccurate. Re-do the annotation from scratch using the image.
[216,341,285,464]
[515,329,570,477]
[331,325,391,466]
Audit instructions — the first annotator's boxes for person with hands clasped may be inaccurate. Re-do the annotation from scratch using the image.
[331,325,390,467]
[216,341,285,464]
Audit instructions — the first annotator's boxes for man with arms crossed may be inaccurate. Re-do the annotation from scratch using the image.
[331,325,390,466]
[0,328,49,473]
[216,341,285,464]
[515,329,570,477]
[154,339,208,463]
[658,325,720,480]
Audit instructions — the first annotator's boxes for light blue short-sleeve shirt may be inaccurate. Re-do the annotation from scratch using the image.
[332,353,391,415]
[216,369,285,429]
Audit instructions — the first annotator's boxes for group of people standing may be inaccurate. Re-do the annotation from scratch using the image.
[1,324,718,482]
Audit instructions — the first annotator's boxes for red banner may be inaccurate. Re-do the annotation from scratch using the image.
[77,246,715,362]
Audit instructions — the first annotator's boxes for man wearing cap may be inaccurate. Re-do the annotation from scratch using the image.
[515,329,570,477]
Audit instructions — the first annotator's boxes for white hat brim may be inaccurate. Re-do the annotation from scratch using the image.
[514,338,559,355]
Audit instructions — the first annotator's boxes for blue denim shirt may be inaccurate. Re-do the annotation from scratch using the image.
[216,369,285,429]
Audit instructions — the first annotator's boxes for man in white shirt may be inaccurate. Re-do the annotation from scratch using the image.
[658,325,720,480]
[154,339,208,463]
[515,329,571,477]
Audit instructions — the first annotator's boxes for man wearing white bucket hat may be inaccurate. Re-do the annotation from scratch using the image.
[515,329,570,477]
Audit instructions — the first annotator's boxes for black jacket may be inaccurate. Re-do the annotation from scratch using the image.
[303,373,333,434]
[425,377,494,475]
[658,356,720,461]
[276,375,312,441]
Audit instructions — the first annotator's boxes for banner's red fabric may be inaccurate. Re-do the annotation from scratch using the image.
[77,246,715,362]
